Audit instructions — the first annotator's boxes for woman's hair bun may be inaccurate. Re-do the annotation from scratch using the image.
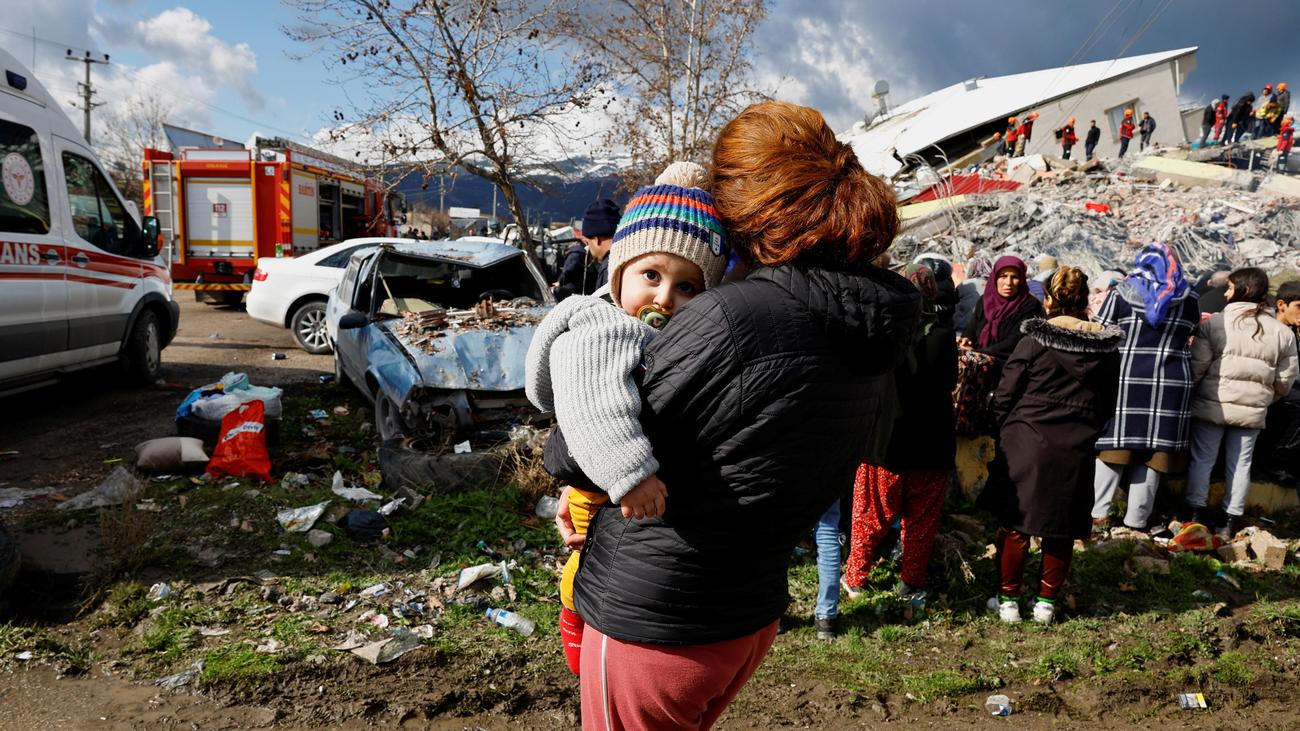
[655,161,709,189]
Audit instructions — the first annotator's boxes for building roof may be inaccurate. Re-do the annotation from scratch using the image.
[162,123,245,152]
[840,47,1198,177]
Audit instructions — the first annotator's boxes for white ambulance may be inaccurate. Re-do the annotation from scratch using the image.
[0,47,177,395]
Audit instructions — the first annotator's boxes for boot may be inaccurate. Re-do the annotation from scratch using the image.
[1189,505,1212,528]
[1215,515,1240,542]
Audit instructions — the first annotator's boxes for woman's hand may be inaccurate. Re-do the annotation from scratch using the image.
[554,486,586,550]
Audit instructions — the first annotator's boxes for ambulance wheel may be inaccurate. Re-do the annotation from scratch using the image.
[123,310,162,385]
[290,301,331,354]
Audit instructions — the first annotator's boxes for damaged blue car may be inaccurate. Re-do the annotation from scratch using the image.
[325,240,555,441]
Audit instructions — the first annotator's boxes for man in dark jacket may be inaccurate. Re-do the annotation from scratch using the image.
[1085,121,1101,161]
[1255,281,1300,486]
[1199,102,1217,146]
[1139,112,1157,150]
[555,198,620,296]
[1229,91,1256,143]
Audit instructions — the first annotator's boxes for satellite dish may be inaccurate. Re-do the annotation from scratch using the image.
[873,80,891,98]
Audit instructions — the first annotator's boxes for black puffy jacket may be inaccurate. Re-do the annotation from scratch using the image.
[567,264,920,645]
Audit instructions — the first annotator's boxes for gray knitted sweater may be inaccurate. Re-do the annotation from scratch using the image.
[525,291,659,502]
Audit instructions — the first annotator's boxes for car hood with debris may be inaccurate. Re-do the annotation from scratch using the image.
[382,306,549,391]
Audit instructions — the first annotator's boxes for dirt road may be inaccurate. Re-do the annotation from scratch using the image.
[0,298,333,495]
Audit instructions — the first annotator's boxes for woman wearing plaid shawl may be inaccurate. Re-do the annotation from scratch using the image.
[1091,243,1200,533]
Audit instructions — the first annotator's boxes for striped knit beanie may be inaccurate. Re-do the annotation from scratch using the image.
[608,161,728,307]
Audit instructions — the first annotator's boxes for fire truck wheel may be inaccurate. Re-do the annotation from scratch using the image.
[123,310,162,385]
[290,301,332,354]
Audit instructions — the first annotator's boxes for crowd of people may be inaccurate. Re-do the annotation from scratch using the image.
[1197,82,1294,162]
[519,98,1299,730]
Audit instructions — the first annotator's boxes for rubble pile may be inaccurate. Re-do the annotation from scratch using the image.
[394,299,543,355]
[898,151,1300,277]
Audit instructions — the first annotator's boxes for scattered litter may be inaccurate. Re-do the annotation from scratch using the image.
[1192,589,1213,602]
[332,405,349,416]
[318,374,335,384]
[281,472,311,488]
[485,607,535,637]
[102,457,124,465]
[308,409,329,421]
[147,582,173,601]
[306,529,334,548]
[332,630,369,651]
[15,651,33,661]
[1215,570,1242,591]
[0,450,19,460]
[368,613,390,629]
[377,497,406,516]
[197,627,231,637]
[499,560,513,586]
[277,501,330,532]
[0,486,57,509]
[343,627,423,665]
[341,510,387,543]
[272,548,292,556]
[57,466,143,511]
[457,563,502,591]
[256,638,284,654]
[477,540,499,558]
[332,470,383,502]
[394,303,542,355]
[412,624,435,640]
[359,582,391,599]
[1178,692,1208,710]
[156,661,204,690]
[271,353,287,360]
[454,440,472,454]
[984,694,1013,717]
[535,495,559,520]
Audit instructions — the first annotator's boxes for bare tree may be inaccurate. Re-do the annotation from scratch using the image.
[559,0,770,189]
[285,0,602,248]
[101,89,174,208]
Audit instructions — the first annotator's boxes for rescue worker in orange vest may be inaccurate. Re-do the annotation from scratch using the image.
[1015,111,1038,156]
[1118,109,1135,158]
[1003,117,1019,156]
[1278,115,1295,171]
[1213,94,1230,143]
[1060,116,1078,159]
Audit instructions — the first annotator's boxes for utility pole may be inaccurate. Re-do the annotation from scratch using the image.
[65,49,110,145]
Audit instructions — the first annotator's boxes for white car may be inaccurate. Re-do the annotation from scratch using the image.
[246,239,385,353]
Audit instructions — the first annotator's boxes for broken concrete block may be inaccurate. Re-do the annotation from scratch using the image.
[1131,156,1249,190]
[1007,163,1036,185]
[306,529,334,548]
[1042,155,1078,172]
[1238,238,1280,261]
[1250,530,1288,570]
[1217,541,1250,564]
[1261,174,1300,199]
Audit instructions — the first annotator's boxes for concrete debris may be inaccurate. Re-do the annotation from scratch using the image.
[896,150,1300,278]
[1250,530,1289,570]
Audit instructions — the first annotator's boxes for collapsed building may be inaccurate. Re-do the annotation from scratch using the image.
[839,47,1300,279]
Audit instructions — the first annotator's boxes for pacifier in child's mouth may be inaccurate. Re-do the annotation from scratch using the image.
[636,304,671,330]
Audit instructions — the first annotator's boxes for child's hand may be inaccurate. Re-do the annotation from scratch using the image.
[620,474,668,520]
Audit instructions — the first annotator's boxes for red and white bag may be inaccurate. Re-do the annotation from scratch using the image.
[205,400,272,482]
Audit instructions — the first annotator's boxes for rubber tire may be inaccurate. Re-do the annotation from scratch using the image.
[375,395,407,442]
[378,437,506,493]
[290,301,332,354]
[123,309,162,385]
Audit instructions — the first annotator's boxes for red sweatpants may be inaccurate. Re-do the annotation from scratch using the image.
[845,464,947,588]
[579,620,778,731]
[995,528,1072,601]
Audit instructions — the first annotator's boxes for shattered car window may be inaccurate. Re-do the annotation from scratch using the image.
[372,252,545,317]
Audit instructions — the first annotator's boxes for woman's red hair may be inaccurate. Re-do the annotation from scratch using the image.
[710,101,898,271]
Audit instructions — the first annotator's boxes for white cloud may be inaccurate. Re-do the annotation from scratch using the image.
[114,7,263,112]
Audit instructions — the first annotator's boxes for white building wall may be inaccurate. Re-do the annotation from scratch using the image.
[1019,61,1187,158]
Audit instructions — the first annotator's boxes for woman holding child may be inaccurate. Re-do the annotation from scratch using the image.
[539,101,920,729]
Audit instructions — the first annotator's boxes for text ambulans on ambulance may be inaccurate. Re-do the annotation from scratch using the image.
[0,46,178,395]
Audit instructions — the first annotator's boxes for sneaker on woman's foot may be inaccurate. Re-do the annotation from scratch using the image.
[814,616,837,640]
[1031,600,1056,624]
[987,596,1022,624]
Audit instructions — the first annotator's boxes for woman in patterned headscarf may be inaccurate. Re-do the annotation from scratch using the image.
[1091,243,1200,534]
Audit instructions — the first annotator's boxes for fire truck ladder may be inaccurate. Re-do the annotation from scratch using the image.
[148,161,176,266]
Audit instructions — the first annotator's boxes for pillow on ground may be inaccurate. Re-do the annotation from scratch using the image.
[135,437,210,473]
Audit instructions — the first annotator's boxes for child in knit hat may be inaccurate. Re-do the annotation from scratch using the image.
[524,161,728,675]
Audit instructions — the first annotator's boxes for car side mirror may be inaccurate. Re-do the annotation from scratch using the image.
[141,216,161,257]
[338,311,369,330]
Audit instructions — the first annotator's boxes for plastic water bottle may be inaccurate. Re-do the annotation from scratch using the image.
[984,694,1013,716]
[485,608,535,637]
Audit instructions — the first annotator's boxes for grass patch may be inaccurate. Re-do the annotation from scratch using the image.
[902,669,998,702]
[1211,651,1257,685]
[200,642,280,686]
[0,624,93,674]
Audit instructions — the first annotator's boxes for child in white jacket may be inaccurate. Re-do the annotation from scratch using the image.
[524,161,728,675]
[1186,267,1299,538]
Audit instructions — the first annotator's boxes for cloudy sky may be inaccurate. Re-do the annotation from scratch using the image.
[3,0,1298,155]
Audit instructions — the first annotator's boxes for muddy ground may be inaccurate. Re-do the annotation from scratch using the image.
[1,298,1299,730]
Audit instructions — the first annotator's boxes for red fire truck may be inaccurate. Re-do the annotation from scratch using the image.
[142,137,405,302]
